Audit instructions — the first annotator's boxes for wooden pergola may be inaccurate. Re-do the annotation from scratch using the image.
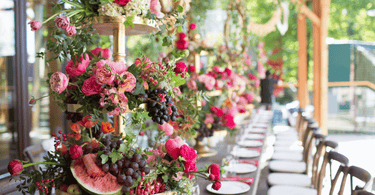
[296,0,331,134]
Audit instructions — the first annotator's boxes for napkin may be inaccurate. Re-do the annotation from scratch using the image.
[238,160,259,166]
[221,176,254,185]
[244,138,264,142]
[240,147,261,153]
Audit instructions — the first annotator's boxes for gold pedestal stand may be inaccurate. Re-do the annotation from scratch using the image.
[90,16,156,134]
[193,135,217,157]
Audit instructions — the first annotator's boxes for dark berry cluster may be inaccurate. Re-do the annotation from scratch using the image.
[196,123,214,141]
[65,111,83,123]
[95,137,150,193]
[146,89,178,125]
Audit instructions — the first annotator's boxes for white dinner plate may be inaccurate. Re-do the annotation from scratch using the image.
[223,163,257,174]
[243,134,265,139]
[238,140,263,147]
[207,181,251,194]
[231,148,260,158]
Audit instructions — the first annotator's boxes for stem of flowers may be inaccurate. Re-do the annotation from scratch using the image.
[23,162,64,168]
[41,10,67,24]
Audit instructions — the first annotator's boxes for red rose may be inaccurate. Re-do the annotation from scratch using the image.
[189,23,197,30]
[224,114,236,129]
[224,68,232,77]
[69,144,83,159]
[114,0,131,5]
[188,65,196,72]
[8,160,23,176]
[81,76,103,96]
[29,98,37,106]
[210,106,223,117]
[212,181,221,190]
[174,62,187,74]
[179,144,197,162]
[183,161,197,179]
[178,32,187,39]
[208,163,221,180]
[65,54,90,77]
[176,39,189,50]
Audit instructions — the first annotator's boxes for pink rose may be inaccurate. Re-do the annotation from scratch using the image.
[173,87,181,95]
[174,62,187,74]
[8,160,23,176]
[69,144,83,160]
[66,26,77,36]
[65,54,90,77]
[91,48,112,59]
[245,93,254,103]
[118,72,136,92]
[208,163,221,180]
[173,137,185,147]
[28,21,42,31]
[50,72,69,94]
[54,16,70,30]
[157,122,174,136]
[189,23,197,30]
[198,75,215,90]
[81,76,103,96]
[187,80,197,90]
[165,139,181,160]
[150,0,164,18]
[95,64,115,85]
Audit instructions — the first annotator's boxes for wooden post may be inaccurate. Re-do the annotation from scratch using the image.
[319,0,331,134]
[297,11,308,108]
[113,23,126,134]
[313,0,321,125]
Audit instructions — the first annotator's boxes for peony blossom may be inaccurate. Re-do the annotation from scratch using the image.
[176,39,189,50]
[188,65,196,72]
[174,62,187,74]
[158,122,174,136]
[187,80,197,90]
[208,163,221,180]
[69,144,83,159]
[149,0,164,18]
[210,106,224,117]
[118,72,136,92]
[95,64,115,85]
[179,145,197,162]
[91,48,112,60]
[28,21,42,31]
[8,160,23,176]
[66,26,77,36]
[198,75,216,90]
[224,68,232,77]
[189,23,197,30]
[54,16,69,30]
[183,160,197,179]
[81,76,103,96]
[50,72,69,94]
[65,54,90,77]
[165,139,181,160]
[224,114,236,129]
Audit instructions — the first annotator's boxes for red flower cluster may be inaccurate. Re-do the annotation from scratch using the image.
[189,23,197,30]
[69,144,83,159]
[188,65,196,73]
[174,62,187,74]
[176,33,189,50]
[224,114,236,129]
[165,139,198,179]
[114,0,131,5]
[210,106,223,117]
[208,164,222,190]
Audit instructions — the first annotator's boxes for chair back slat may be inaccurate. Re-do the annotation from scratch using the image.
[353,190,375,195]
[348,166,372,194]
[317,151,349,195]
[23,144,45,170]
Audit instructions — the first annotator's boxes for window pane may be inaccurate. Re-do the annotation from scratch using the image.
[0,0,18,172]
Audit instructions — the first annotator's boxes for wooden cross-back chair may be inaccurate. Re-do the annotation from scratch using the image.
[346,166,373,195]
[353,190,375,195]
[23,143,46,170]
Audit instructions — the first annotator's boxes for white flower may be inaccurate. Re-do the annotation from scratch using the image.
[98,2,123,17]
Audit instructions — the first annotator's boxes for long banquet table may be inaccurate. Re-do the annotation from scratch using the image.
[196,110,272,195]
